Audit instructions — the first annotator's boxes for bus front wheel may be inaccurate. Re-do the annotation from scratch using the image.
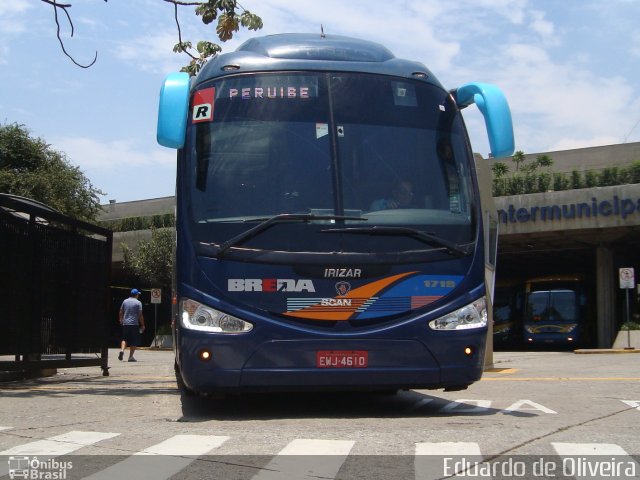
[174,361,197,396]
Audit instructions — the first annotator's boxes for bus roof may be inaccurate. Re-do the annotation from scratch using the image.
[195,33,442,88]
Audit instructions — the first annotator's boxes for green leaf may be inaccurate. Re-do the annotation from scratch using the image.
[216,14,239,41]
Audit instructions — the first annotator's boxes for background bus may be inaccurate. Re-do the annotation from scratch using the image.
[523,276,587,347]
[157,33,514,396]
[492,280,525,349]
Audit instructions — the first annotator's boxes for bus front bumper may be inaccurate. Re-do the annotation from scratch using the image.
[177,335,486,394]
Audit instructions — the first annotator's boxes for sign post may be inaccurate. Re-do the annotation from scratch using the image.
[151,288,162,348]
[619,268,635,350]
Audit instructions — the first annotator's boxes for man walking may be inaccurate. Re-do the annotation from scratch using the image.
[118,288,145,362]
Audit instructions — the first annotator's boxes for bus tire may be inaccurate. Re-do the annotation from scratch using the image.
[174,360,197,396]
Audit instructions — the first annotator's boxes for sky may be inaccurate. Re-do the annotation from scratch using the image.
[1,0,640,204]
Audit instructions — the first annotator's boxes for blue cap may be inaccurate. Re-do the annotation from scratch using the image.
[131,289,141,295]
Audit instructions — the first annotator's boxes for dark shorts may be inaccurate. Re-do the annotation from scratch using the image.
[122,325,141,347]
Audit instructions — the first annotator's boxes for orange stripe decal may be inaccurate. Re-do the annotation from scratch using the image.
[284,271,417,321]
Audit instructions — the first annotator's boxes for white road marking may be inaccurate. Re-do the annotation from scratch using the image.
[0,431,119,477]
[416,442,484,479]
[251,439,355,479]
[83,435,230,480]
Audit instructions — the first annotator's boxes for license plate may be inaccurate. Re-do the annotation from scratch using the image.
[316,350,368,368]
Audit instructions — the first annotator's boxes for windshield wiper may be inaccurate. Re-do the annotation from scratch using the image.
[212,213,367,257]
[320,226,469,257]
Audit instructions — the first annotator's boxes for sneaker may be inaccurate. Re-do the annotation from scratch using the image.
[128,357,137,362]
[118,351,124,361]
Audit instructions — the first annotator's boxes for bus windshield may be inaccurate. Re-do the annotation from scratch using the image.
[187,72,476,257]
[526,290,578,324]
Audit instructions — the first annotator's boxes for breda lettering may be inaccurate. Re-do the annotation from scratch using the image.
[228,279,315,292]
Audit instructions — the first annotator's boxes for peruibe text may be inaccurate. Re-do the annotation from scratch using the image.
[229,87,310,100]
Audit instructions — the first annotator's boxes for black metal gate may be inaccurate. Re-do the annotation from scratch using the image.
[0,194,113,376]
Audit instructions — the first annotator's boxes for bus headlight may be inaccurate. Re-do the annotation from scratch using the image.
[428,297,487,331]
[180,298,253,333]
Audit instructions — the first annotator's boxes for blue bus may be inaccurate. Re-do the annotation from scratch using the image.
[523,276,587,347]
[492,280,525,349]
[157,34,514,395]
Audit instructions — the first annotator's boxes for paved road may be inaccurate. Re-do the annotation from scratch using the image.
[1,350,639,479]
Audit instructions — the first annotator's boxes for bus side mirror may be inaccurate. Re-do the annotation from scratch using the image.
[453,82,515,159]
[157,72,191,149]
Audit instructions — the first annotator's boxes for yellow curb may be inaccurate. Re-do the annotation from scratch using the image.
[484,368,519,374]
[482,377,640,381]
[574,348,639,354]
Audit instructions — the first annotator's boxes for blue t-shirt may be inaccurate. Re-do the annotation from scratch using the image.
[120,297,142,326]
[370,198,392,211]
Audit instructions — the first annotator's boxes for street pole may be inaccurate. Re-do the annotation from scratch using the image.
[154,304,158,348]
[626,288,631,350]
[619,268,635,350]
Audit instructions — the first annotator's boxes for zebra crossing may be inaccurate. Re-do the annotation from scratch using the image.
[1,429,638,479]
[82,435,230,480]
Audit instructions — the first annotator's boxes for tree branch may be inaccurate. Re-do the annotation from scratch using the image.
[46,0,98,68]
[162,0,203,5]
[172,2,198,60]
[39,0,72,7]
[39,0,261,73]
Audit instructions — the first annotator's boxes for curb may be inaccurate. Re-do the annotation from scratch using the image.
[574,348,639,354]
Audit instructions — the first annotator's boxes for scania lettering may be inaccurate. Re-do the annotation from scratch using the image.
[157,33,514,395]
[321,298,352,306]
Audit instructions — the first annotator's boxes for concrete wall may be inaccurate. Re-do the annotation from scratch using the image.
[487,141,640,173]
[494,184,640,234]
[111,230,154,263]
[101,196,175,222]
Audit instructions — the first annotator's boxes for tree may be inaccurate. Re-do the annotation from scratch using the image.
[40,0,263,74]
[511,150,526,172]
[0,123,104,222]
[535,154,554,169]
[122,227,174,287]
[491,162,509,178]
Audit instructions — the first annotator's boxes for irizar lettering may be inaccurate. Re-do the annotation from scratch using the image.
[228,278,315,292]
[324,268,362,278]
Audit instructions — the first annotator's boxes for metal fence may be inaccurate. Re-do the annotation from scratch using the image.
[0,194,113,376]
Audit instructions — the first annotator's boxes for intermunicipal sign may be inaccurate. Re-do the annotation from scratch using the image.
[151,288,162,304]
[619,268,635,289]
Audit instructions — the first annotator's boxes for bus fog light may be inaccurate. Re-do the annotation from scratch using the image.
[428,297,487,331]
[198,349,212,361]
[464,346,473,356]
